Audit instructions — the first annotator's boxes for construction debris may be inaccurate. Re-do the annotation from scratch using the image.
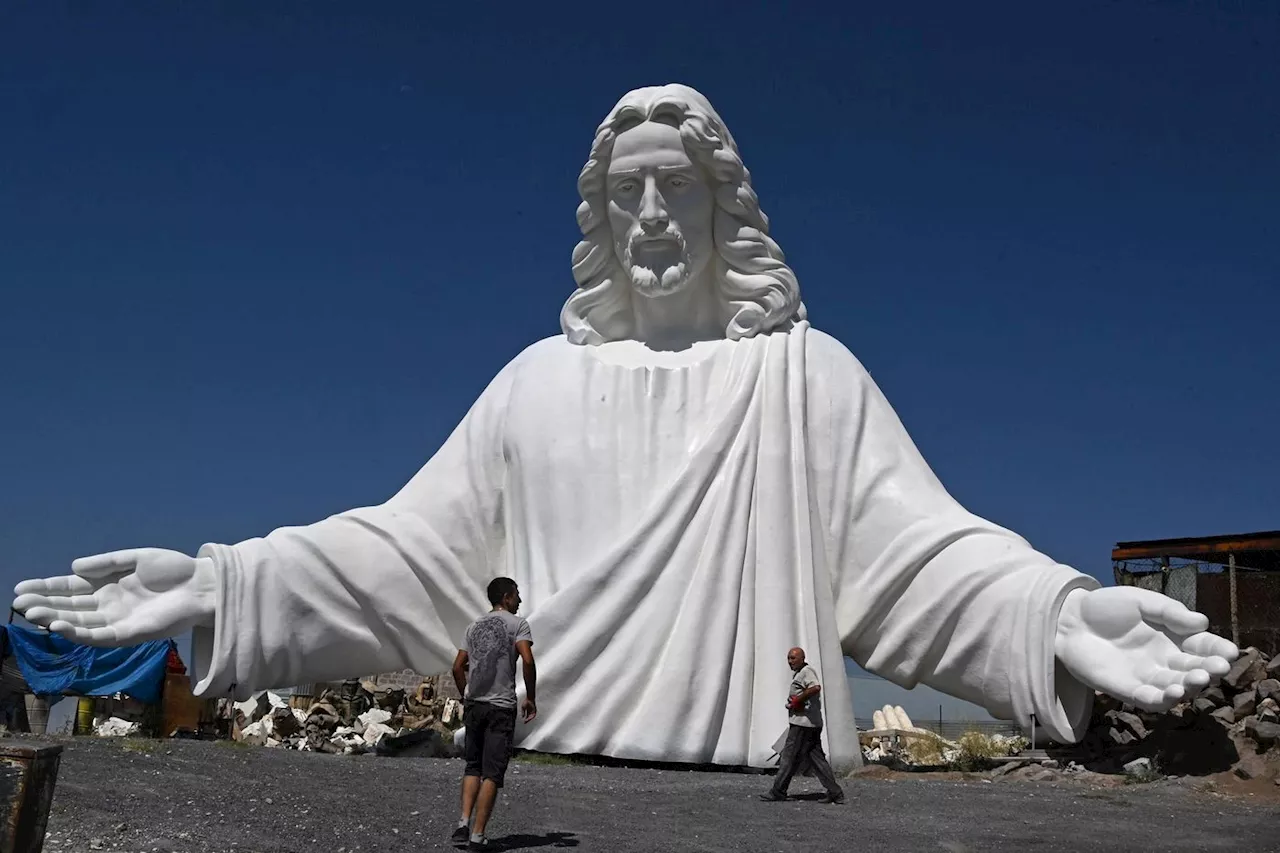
[1059,646,1280,783]
[93,717,141,737]
[230,679,462,758]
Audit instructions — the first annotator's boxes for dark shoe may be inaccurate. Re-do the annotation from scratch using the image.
[823,792,846,804]
[451,825,470,845]
[468,839,488,851]
[759,792,787,801]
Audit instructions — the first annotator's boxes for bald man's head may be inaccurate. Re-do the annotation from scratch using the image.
[787,647,806,671]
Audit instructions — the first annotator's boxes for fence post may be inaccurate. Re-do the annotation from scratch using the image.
[1229,553,1240,647]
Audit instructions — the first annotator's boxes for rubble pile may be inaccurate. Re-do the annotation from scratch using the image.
[1063,646,1280,781]
[859,704,1029,767]
[231,679,463,757]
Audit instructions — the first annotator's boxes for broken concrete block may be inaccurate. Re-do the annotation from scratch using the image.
[358,707,393,728]
[1107,710,1148,739]
[1224,649,1265,691]
[1122,757,1153,778]
[362,722,396,746]
[1244,718,1280,748]
[1107,727,1136,746]
[1233,691,1258,719]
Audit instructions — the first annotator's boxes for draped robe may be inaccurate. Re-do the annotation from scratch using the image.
[189,323,1099,770]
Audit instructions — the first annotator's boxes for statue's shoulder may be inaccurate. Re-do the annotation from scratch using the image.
[803,326,873,383]
[501,335,579,372]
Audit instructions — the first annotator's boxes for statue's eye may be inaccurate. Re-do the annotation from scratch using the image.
[668,176,689,189]
[615,180,638,194]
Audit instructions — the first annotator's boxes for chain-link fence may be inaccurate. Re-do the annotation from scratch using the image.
[1114,553,1280,657]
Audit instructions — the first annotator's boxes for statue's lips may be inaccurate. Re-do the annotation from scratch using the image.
[631,235,681,253]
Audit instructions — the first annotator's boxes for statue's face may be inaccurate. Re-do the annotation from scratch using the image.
[606,120,715,299]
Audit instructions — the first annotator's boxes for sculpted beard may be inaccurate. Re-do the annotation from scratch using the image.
[623,230,689,296]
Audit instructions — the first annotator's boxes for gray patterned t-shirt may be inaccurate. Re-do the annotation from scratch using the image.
[464,610,533,708]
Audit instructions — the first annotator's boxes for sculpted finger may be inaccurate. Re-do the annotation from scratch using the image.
[1172,669,1210,691]
[49,622,119,646]
[71,550,142,579]
[1163,652,1225,676]
[20,606,59,627]
[1137,595,1208,636]
[1182,632,1238,661]
[16,594,98,612]
[47,611,109,629]
[14,575,97,597]
[1131,684,1170,710]
[1140,667,1185,689]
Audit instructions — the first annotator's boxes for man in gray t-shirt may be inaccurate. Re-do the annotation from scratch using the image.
[450,578,537,850]
[760,647,844,804]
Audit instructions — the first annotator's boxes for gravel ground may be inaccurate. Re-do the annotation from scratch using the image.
[29,737,1280,853]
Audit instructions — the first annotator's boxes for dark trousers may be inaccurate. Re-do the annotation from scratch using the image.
[770,724,843,798]
[462,700,517,787]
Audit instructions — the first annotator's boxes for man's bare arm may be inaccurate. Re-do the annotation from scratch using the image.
[516,639,536,721]
[452,649,469,698]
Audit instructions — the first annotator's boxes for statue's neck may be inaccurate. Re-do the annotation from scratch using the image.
[630,274,724,352]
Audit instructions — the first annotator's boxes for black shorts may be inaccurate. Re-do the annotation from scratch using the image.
[463,700,517,787]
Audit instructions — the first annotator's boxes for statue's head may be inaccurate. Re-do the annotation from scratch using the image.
[561,84,806,345]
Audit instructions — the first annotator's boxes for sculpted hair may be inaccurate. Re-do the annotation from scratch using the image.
[560,85,807,345]
[487,577,518,606]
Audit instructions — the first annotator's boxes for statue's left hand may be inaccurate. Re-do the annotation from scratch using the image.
[1055,586,1238,712]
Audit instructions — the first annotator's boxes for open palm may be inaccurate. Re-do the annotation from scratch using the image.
[12,548,216,646]
[1056,586,1237,712]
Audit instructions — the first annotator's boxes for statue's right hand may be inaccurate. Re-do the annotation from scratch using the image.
[12,548,218,647]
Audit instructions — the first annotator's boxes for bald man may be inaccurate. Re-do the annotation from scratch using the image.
[760,647,845,804]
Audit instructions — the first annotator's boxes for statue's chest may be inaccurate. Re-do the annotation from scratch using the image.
[504,359,726,485]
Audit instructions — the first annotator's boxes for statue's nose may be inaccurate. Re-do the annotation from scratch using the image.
[638,179,669,234]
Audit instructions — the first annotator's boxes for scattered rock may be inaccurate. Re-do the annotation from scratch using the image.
[230,680,462,756]
[1243,718,1280,749]
[1210,706,1235,725]
[1224,648,1265,691]
[1107,710,1148,740]
[1232,691,1258,718]
[1257,678,1280,703]
[989,760,1029,778]
[1257,698,1279,724]
[1233,753,1268,780]
[1200,686,1226,707]
[1192,697,1217,715]
[1122,757,1153,778]
[1107,727,1137,746]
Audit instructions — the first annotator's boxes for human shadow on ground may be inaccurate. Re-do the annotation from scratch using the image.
[488,831,580,850]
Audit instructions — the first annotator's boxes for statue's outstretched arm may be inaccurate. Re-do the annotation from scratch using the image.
[14,358,520,699]
[808,331,1235,743]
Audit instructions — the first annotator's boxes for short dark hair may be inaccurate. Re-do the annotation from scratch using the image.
[487,577,518,606]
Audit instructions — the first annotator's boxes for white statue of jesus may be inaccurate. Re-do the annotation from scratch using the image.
[14,84,1236,770]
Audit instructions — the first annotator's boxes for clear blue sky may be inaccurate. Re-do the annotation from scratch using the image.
[2,2,1277,605]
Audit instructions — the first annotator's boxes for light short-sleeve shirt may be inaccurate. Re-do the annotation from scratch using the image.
[788,664,823,728]
[463,609,533,709]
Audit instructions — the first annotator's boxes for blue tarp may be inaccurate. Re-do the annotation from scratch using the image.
[2,624,171,705]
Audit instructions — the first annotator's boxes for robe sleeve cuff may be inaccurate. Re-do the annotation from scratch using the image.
[1014,566,1101,744]
[189,542,253,701]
